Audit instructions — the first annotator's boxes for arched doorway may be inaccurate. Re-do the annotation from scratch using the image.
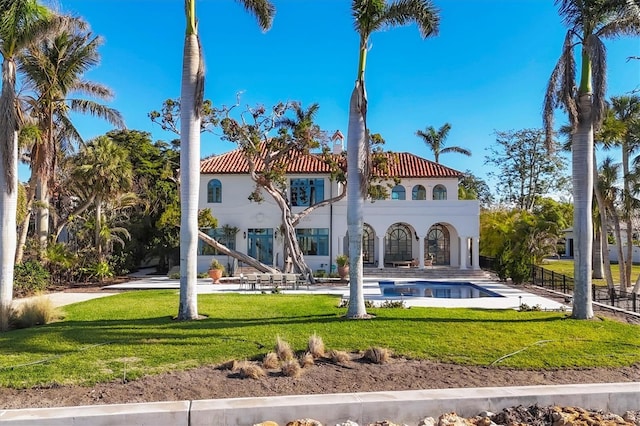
[426,224,450,265]
[385,223,412,262]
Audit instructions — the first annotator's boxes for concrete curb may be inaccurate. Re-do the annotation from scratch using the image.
[1,383,638,426]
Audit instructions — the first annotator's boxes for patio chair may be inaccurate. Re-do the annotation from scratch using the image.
[271,274,284,289]
[258,274,272,290]
[284,274,297,289]
[245,274,258,290]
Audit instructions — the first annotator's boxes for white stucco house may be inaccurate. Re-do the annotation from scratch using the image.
[196,136,480,275]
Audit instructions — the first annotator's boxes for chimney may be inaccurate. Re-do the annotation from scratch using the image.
[331,130,344,154]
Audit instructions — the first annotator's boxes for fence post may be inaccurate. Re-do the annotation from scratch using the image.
[610,288,615,306]
[633,293,637,313]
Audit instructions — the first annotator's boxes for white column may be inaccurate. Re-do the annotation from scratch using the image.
[378,235,385,269]
[418,235,425,269]
[459,236,468,270]
[472,236,480,270]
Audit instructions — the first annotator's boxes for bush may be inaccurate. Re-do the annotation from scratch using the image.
[363,346,391,364]
[262,352,280,369]
[14,261,50,296]
[275,335,294,361]
[87,261,115,282]
[328,349,351,364]
[281,359,302,377]
[232,361,266,379]
[307,333,325,358]
[10,296,62,329]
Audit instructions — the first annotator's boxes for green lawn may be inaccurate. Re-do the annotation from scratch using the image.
[1,291,638,388]
[538,259,640,287]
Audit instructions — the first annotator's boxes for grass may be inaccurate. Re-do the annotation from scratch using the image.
[0,290,638,388]
[537,259,640,287]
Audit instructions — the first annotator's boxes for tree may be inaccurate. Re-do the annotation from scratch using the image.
[543,0,640,319]
[0,0,59,331]
[415,122,471,164]
[346,0,439,319]
[16,17,124,262]
[599,95,640,294]
[177,0,274,321]
[71,136,134,260]
[485,129,568,211]
[458,170,493,208]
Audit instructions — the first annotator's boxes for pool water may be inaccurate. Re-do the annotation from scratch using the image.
[378,281,503,298]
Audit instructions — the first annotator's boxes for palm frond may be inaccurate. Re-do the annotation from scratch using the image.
[384,0,439,38]
[585,33,607,130]
[70,81,113,100]
[441,146,471,156]
[238,0,276,31]
[68,99,125,128]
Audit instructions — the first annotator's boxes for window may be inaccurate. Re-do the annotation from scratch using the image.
[290,178,324,206]
[412,185,426,200]
[207,179,222,203]
[433,184,447,200]
[198,228,236,255]
[391,185,406,200]
[296,228,329,255]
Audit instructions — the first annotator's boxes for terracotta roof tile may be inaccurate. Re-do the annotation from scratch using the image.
[200,147,462,178]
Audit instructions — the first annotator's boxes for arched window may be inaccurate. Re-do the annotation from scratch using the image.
[385,223,412,262]
[432,184,447,200]
[391,185,406,200]
[412,185,426,200]
[207,179,222,203]
[426,224,450,265]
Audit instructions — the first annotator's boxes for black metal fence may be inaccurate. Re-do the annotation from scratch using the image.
[480,256,639,314]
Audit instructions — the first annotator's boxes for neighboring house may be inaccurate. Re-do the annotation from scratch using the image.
[564,226,640,263]
[197,136,480,274]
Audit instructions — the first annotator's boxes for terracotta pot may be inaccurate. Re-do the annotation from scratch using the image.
[208,269,223,284]
[338,265,349,281]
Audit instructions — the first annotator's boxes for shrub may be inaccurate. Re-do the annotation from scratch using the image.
[280,359,302,378]
[307,333,325,358]
[87,261,114,282]
[232,361,265,379]
[262,352,280,369]
[300,352,315,368]
[218,360,237,370]
[363,346,391,364]
[275,336,294,361]
[328,349,351,364]
[338,299,375,309]
[335,254,348,267]
[380,300,406,309]
[10,297,62,329]
[13,261,49,297]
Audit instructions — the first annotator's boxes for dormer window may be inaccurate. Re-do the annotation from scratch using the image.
[391,185,406,200]
[207,179,222,203]
[433,184,447,200]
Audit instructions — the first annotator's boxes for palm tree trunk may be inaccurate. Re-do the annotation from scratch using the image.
[592,162,614,291]
[36,179,49,257]
[177,6,201,320]
[592,230,603,279]
[15,180,36,264]
[346,81,367,319]
[0,58,18,331]
[572,93,594,319]
[95,195,102,260]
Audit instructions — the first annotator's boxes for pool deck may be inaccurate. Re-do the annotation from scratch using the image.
[97,273,570,312]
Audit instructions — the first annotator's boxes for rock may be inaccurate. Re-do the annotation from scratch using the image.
[436,412,472,426]
[286,419,323,426]
[254,422,279,426]
[336,421,359,426]
[623,411,639,425]
[417,418,436,426]
[365,421,406,426]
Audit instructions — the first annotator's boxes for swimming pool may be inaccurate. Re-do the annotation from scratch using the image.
[378,280,503,298]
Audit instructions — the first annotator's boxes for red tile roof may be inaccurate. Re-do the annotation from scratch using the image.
[200,147,462,178]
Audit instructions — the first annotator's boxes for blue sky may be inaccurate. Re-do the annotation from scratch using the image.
[26,0,639,189]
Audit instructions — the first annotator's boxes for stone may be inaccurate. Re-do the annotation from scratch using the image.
[286,419,323,426]
[254,422,279,426]
[417,418,436,426]
[436,412,473,426]
[335,421,359,426]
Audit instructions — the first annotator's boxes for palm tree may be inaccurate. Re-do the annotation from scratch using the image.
[415,122,471,163]
[17,17,124,261]
[72,136,133,260]
[543,0,640,319]
[0,0,59,331]
[600,95,640,295]
[346,0,439,318]
[177,0,274,321]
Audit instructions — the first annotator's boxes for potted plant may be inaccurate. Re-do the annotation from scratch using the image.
[208,259,225,284]
[336,254,349,281]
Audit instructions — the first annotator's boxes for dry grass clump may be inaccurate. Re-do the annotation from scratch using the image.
[328,349,351,364]
[300,351,315,368]
[233,361,266,379]
[217,360,238,371]
[306,333,325,358]
[275,335,294,361]
[363,346,391,364]
[10,297,62,329]
[280,359,302,378]
[262,352,280,369]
